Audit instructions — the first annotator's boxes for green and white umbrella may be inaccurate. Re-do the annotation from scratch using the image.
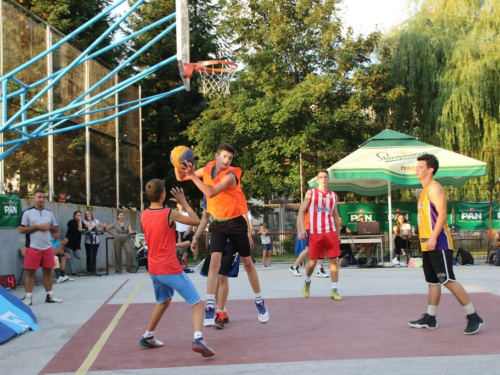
[308,129,487,259]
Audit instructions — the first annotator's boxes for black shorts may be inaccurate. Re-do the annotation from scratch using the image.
[208,216,251,258]
[422,250,456,284]
[201,242,239,277]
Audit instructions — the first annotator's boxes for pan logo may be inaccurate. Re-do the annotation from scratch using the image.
[460,209,482,220]
[3,205,17,215]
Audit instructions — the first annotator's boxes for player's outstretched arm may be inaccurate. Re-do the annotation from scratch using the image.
[169,187,200,227]
[184,162,236,198]
[175,164,203,181]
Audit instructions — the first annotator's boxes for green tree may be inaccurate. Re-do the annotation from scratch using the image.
[378,0,500,200]
[127,0,223,202]
[188,0,384,201]
[18,0,123,66]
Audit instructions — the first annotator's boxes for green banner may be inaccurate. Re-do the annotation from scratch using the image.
[338,202,454,233]
[454,201,499,231]
[0,194,22,228]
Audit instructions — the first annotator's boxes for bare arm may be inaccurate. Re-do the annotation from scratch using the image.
[297,190,311,240]
[191,211,210,252]
[175,165,204,181]
[333,205,341,237]
[184,162,236,198]
[19,223,50,234]
[168,187,200,226]
[53,238,69,255]
[243,210,254,249]
[427,183,447,250]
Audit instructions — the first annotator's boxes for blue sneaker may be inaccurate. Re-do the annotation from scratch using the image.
[203,306,215,327]
[192,336,215,357]
[255,300,269,323]
[138,335,164,348]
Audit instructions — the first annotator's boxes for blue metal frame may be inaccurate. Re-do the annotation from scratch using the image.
[0,0,185,161]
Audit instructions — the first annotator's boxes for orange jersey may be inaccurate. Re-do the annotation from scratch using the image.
[203,160,248,220]
[141,208,183,275]
[304,211,310,231]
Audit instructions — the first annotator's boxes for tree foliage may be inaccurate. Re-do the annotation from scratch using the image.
[188,0,384,201]
[378,0,500,200]
[17,0,123,66]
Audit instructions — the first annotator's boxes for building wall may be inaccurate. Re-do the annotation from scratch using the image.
[0,200,142,284]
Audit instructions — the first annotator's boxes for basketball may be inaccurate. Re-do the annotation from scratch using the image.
[170,146,194,169]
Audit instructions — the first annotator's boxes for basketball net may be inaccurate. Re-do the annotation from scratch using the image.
[193,61,238,97]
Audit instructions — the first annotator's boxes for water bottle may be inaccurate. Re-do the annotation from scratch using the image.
[411,225,415,235]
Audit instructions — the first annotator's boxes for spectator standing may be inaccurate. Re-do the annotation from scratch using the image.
[18,189,63,305]
[83,210,106,275]
[64,210,84,276]
[107,211,136,274]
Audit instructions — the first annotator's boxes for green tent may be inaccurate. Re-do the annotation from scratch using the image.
[308,129,487,259]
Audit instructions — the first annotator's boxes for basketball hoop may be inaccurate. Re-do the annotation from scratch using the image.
[183,60,238,97]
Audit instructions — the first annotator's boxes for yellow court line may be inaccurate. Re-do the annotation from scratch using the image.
[76,275,149,375]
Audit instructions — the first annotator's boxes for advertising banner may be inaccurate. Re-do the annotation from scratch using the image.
[0,194,22,228]
[339,202,454,234]
[454,202,499,231]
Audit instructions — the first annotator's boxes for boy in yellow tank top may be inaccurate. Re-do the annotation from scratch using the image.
[409,154,483,334]
[175,143,269,327]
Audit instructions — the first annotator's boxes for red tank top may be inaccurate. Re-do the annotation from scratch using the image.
[141,208,183,275]
[308,188,337,234]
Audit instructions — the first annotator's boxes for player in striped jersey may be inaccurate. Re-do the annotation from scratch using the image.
[409,154,483,335]
[297,169,342,300]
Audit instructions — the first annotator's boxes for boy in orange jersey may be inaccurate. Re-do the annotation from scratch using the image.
[409,154,483,335]
[176,143,269,326]
[139,180,214,357]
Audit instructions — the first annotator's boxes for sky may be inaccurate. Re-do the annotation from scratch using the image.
[112,0,411,36]
[340,0,410,35]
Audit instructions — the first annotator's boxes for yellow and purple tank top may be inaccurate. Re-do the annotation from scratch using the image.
[417,180,454,252]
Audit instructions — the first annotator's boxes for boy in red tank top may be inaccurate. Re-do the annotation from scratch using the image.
[176,143,269,326]
[297,169,342,300]
[139,180,214,357]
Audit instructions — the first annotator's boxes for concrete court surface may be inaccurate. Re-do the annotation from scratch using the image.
[3,261,500,375]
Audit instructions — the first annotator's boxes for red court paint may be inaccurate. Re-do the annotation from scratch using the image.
[39,293,499,374]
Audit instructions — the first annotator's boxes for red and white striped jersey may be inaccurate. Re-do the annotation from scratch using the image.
[308,188,337,234]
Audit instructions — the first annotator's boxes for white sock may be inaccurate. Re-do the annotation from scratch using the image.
[255,294,263,304]
[46,291,53,296]
[331,282,338,289]
[194,331,202,339]
[25,292,33,297]
[206,294,215,309]
[427,305,438,316]
[305,275,311,282]
[464,303,475,315]
[144,330,154,337]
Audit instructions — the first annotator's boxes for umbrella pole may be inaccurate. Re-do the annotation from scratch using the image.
[388,182,393,262]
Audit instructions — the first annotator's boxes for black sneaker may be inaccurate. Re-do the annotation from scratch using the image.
[409,313,437,329]
[192,337,215,357]
[464,312,484,335]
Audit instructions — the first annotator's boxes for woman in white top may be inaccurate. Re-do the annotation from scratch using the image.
[393,214,412,263]
[83,210,106,274]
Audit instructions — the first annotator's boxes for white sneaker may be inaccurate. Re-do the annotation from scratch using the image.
[399,261,408,267]
[354,254,359,260]
[67,277,75,281]
[289,266,301,276]
[22,295,32,306]
[58,275,70,283]
[392,257,400,264]
[317,268,329,278]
